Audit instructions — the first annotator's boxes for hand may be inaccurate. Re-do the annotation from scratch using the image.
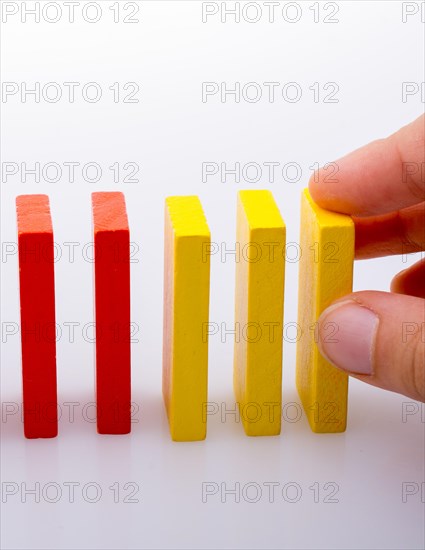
[309,114,425,403]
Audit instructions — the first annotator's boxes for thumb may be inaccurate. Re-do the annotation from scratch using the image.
[317,291,425,402]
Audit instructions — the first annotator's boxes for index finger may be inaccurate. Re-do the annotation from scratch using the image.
[309,114,425,217]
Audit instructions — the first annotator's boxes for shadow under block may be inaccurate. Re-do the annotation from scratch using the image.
[233,190,286,436]
[16,195,58,439]
[162,196,211,441]
[296,189,354,433]
[92,192,131,434]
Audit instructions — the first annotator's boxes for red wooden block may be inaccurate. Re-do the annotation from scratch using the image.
[16,194,58,439]
[92,192,131,434]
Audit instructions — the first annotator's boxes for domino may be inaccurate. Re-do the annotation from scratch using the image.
[163,196,211,441]
[233,190,286,436]
[16,194,58,438]
[296,189,354,433]
[92,192,131,434]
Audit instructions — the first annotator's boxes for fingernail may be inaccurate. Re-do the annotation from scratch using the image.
[317,301,379,375]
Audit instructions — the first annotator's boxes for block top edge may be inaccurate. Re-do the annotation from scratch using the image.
[165,196,210,237]
[16,194,53,234]
[92,192,129,233]
[238,190,285,229]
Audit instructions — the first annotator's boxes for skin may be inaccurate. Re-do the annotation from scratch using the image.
[310,114,425,403]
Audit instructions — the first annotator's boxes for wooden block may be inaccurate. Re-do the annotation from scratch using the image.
[233,190,286,436]
[296,189,354,433]
[92,192,131,434]
[16,194,58,439]
[163,196,211,441]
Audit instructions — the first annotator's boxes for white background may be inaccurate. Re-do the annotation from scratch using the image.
[1,1,424,549]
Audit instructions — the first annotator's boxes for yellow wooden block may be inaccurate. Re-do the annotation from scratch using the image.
[163,196,211,441]
[296,189,354,433]
[233,190,286,436]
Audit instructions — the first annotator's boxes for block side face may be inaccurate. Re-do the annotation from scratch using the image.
[16,195,53,235]
[296,193,319,412]
[245,227,285,436]
[17,229,57,438]
[163,199,210,441]
[93,223,131,434]
[166,196,210,237]
[296,190,353,433]
[170,234,210,441]
[162,208,175,424]
[318,225,354,308]
[234,195,285,436]
[92,192,129,233]
[233,197,250,410]
[238,190,285,230]
[313,223,353,431]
